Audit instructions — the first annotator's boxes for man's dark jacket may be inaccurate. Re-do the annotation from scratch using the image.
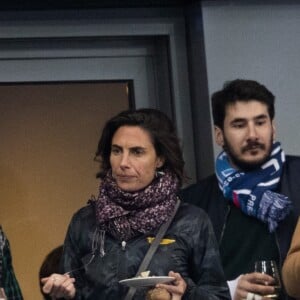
[180,155,300,300]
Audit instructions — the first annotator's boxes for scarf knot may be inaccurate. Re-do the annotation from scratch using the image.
[216,141,292,232]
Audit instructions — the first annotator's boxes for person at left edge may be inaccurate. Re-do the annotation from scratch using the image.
[41,108,230,300]
[0,225,23,300]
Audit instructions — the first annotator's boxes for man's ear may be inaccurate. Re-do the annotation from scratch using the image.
[215,126,224,147]
[272,120,276,141]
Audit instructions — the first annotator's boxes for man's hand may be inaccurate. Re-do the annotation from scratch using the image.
[234,272,275,300]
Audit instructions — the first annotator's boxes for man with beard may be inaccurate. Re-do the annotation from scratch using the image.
[180,79,300,300]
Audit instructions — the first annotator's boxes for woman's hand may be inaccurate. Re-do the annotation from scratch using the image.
[41,273,76,299]
[156,271,187,300]
[146,287,171,300]
[234,272,275,300]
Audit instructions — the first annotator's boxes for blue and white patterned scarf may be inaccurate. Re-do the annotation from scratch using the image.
[216,141,292,232]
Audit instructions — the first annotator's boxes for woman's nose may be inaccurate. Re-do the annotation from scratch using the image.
[120,153,130,168]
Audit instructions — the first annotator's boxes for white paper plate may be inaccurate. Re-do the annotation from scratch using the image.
[119,276,175,287]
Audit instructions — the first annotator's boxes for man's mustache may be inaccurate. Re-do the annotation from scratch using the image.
[241,141,265,153]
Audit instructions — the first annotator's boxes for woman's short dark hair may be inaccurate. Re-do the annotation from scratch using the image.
[212,79,275,129]
[95,108,185,186]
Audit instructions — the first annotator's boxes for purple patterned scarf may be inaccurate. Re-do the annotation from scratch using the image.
[93,169,179,241]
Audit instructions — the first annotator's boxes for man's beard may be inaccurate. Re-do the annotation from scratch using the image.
[223,138,273,172]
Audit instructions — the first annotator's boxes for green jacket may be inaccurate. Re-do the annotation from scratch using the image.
[0,226,23,300]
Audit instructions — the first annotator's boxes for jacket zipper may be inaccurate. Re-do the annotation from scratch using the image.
[219,204,231,245]
[121,241,126,251]
[274,232,282,268]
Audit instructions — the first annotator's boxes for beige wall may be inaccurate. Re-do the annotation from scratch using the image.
[0,82,129,299]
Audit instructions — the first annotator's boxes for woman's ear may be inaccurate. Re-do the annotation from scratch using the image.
[214,126,224,147]
[156,157,165,169]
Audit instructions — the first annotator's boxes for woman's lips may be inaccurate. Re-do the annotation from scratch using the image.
[116,175,135,180]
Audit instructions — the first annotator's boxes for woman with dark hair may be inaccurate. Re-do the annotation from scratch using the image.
[41,108,229,300]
